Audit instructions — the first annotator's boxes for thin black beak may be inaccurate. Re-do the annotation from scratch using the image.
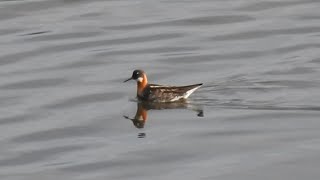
[123,77,133,83]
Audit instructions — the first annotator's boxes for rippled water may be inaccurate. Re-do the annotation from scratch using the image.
[1,0,320,179]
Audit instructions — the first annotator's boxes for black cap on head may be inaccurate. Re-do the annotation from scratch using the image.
[131,70,144,80]
[124,70,145,82]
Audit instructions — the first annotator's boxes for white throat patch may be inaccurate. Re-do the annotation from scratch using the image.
[137,77,143,82]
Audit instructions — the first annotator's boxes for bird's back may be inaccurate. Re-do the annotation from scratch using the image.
[139,83,202,102]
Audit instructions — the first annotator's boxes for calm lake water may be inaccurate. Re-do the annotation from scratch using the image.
[1,0,320,179]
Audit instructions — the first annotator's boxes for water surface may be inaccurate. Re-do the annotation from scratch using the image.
[1,0,320,179]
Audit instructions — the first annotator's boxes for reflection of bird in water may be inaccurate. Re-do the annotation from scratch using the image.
[123,102,148,129]
[123,101,204,130]
[124,70,203,102]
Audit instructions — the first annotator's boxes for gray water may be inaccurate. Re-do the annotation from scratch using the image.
[1,0,320,179]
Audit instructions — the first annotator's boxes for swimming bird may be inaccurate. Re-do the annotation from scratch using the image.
[124,70,203,102]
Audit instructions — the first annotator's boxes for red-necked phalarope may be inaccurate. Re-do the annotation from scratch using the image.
[124,70,202,102]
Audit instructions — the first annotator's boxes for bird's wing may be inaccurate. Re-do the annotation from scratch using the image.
[146,84,202,102]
